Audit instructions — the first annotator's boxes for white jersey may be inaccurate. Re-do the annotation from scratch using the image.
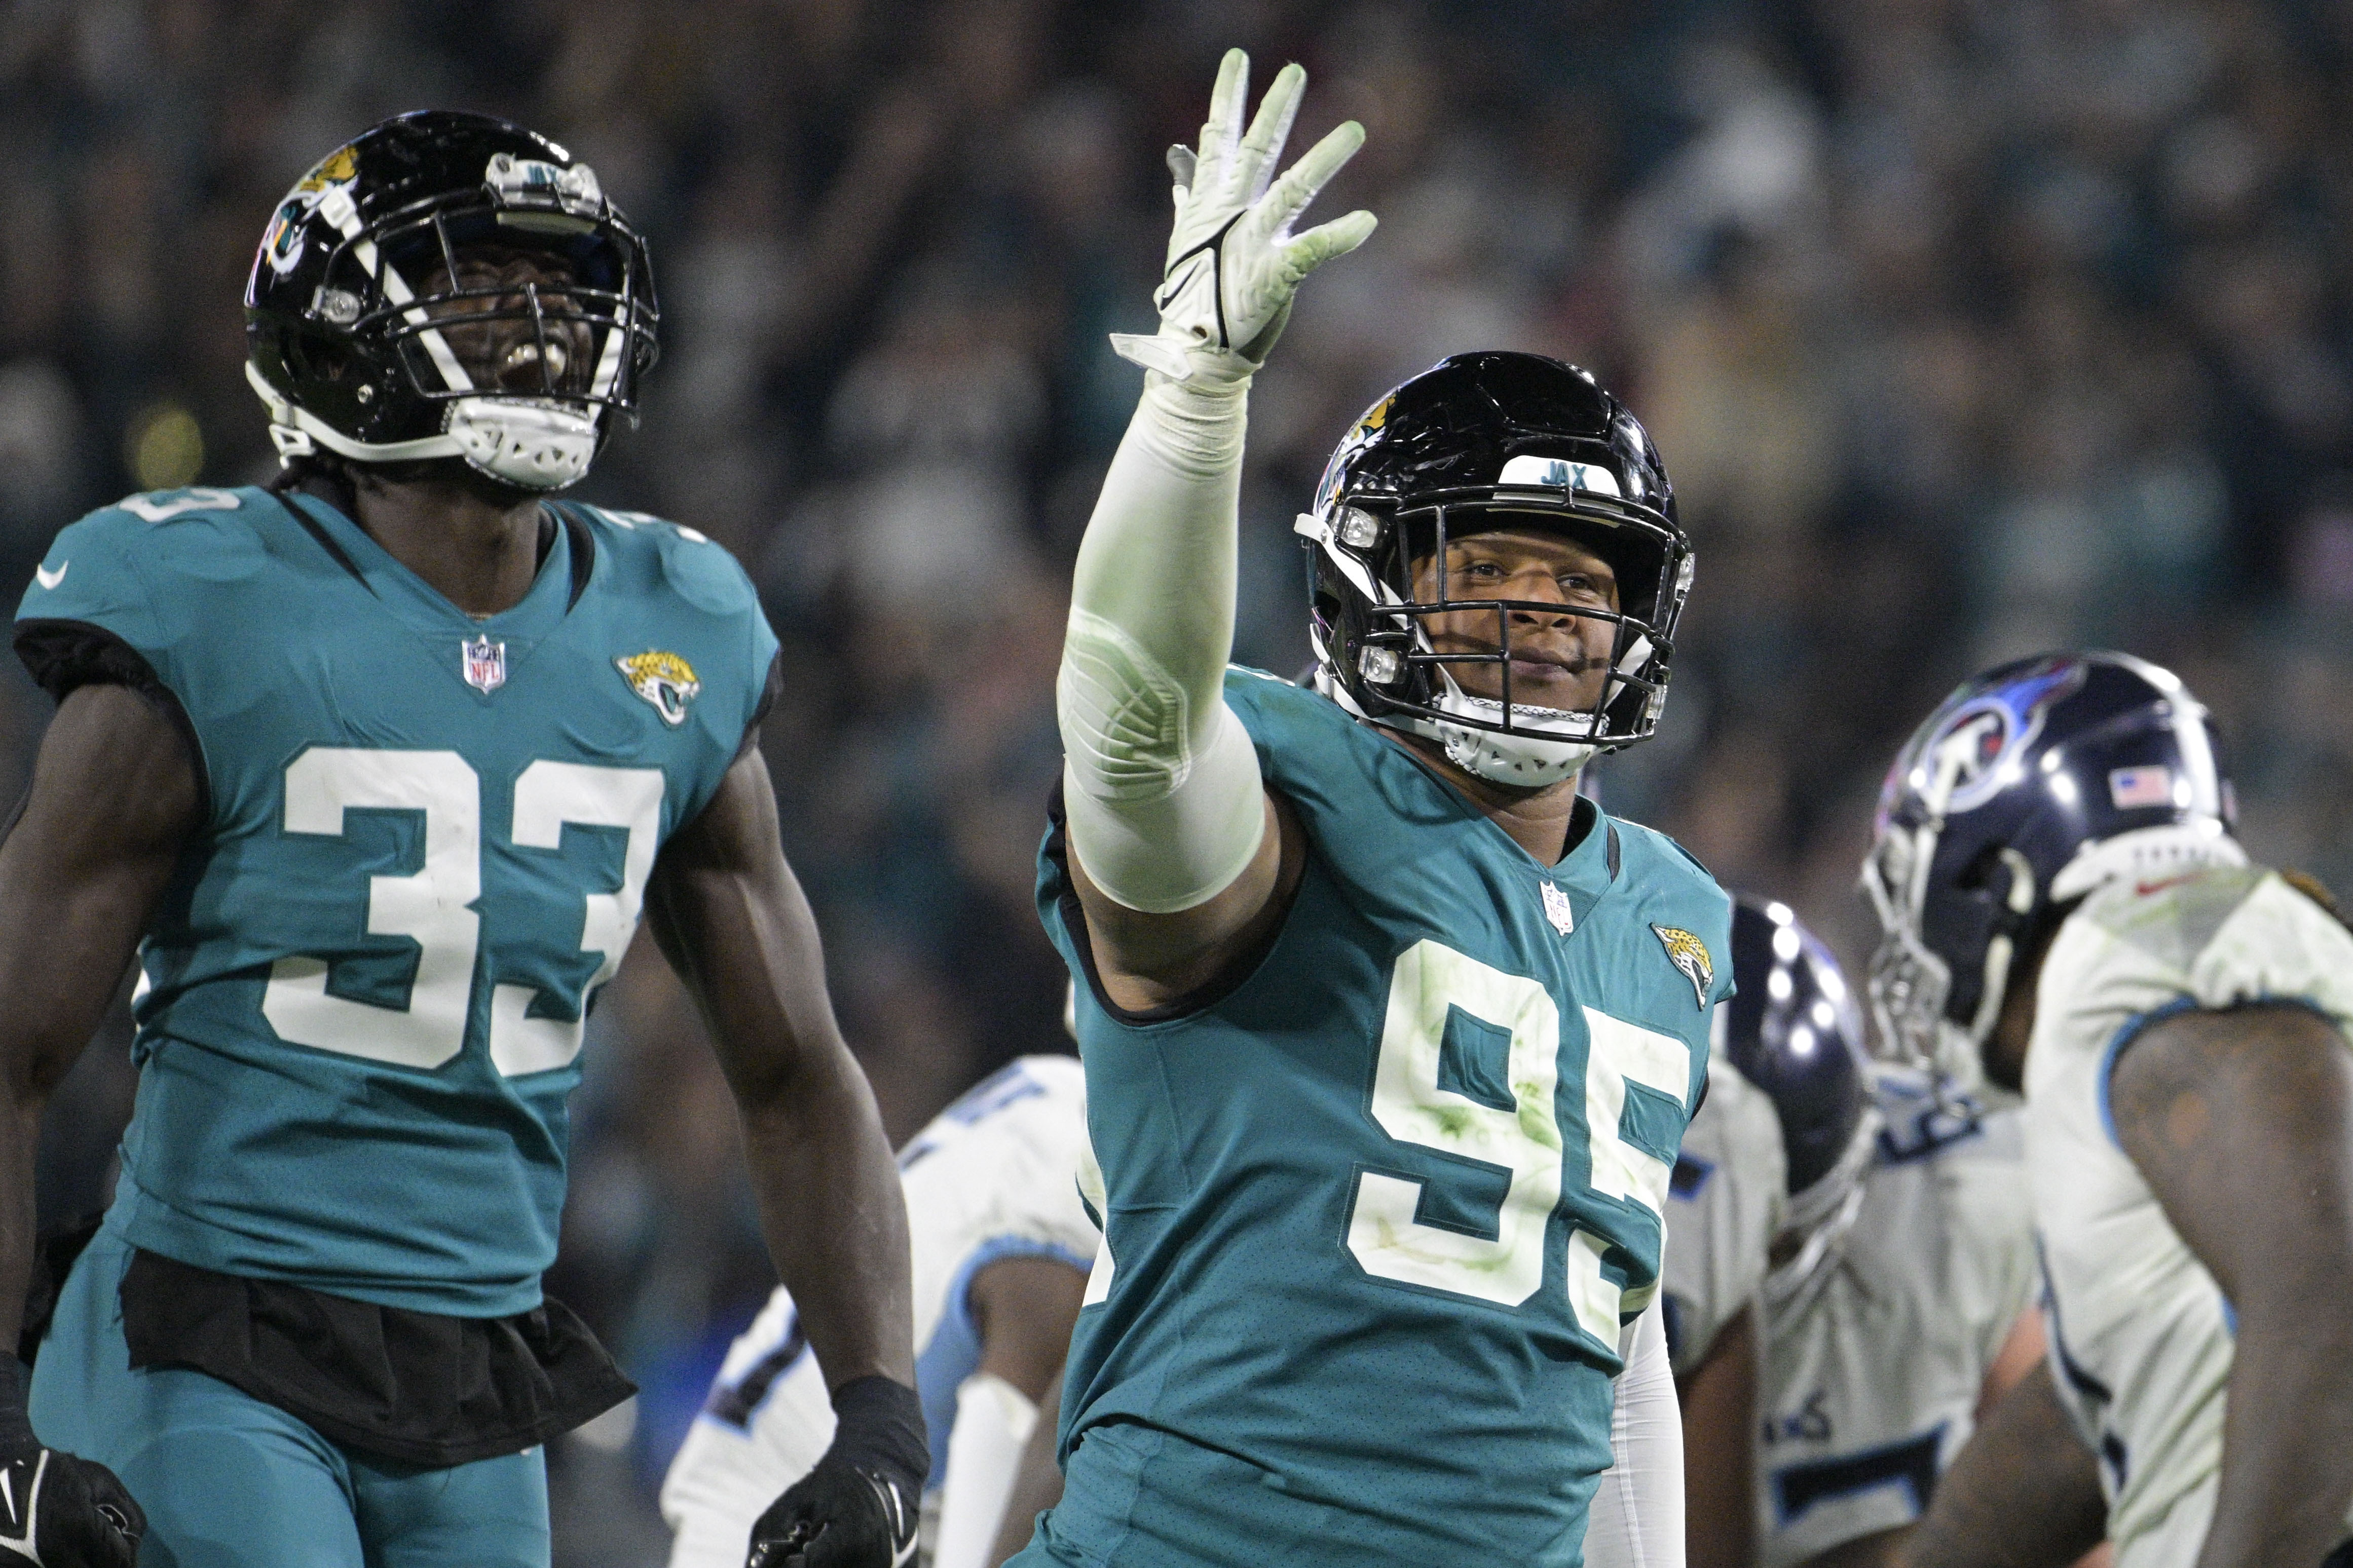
[1665,1063,2035,1568]
[1753,1073,2033,1568]
[662,1055,1098,1568]
[2026,865,2353,1568]
[1662,1040,1784,1370]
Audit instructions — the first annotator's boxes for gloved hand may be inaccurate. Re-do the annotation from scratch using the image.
[1109,47,1376,386]
[745,1375,926,1568]
[0,1355,144,1568]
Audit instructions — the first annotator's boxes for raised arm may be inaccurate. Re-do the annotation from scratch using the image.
[0,680,199,1564]
[2108,1001,2353,1568]
[1056,49,1370,1006]
[644,745,921,1568]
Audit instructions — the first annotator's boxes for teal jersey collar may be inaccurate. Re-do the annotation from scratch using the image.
[277,489,579,643]
[1371,721,1618,929]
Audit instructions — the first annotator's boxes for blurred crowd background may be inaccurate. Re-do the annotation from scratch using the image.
[4,0,2349,1557]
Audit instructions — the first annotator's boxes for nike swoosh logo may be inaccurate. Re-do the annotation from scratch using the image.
[33,562,65,590]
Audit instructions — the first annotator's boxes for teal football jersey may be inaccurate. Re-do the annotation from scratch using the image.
[1032,669,1732,1568]
[15,484,776,1316]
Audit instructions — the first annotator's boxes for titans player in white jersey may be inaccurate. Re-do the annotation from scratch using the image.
[1666,898,2037,1568]
[1866,652,2353,1568]
[665,1056,1097,1568]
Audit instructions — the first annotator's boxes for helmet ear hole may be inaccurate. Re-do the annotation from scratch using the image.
[1953,844,2002,894]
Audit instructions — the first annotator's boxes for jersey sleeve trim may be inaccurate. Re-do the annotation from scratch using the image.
[2097,992,2342,1151]
[735,651,781,764]
[2096,993,2199,1149]
[13,618,213,824]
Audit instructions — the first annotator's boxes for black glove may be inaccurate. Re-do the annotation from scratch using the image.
[0,1354,144,1568]
[746,1375,926,1568]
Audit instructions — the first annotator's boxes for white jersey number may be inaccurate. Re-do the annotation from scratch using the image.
[1346,937,1690,1345]
[262,748,663,1074]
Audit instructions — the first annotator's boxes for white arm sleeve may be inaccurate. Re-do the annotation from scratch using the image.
[1057,373,1267,913]
[1585,1300,1687,1568]
[930,1371,1041,1568]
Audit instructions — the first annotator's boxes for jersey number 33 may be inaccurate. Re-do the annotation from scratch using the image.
[257,747,662,1078]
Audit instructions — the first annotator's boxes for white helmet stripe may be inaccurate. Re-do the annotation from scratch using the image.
[588,323,626,400]
[378,258,476,394]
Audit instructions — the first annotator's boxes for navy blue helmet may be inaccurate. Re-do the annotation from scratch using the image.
[1862,651,2239,1092]
[1723,896,1872,1200]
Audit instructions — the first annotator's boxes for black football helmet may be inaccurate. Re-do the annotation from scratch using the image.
[1862,651,2241,1093]
[1722,896,1880,1305]
[245,110,659,492]
[1298,352,1692,786]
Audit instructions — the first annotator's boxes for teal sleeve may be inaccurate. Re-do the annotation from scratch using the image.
[16,502,178,680]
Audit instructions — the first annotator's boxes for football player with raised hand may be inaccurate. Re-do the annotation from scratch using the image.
[1864,654,2353,1568]
[1,113,921,1568]
[1016,48,1730,1568]
[1666,897,2041,1568]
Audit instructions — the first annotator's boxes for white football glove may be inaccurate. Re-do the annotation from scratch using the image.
[1109,48,1376,386]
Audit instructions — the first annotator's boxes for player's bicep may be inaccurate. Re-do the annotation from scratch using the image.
[0,681,198,1088]
[645,746,836,1105]
[969,1253,1089,1405]
[1067,785,1300,1012]
[2108,1001,2353,1313]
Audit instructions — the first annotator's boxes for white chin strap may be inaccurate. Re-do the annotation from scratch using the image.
[443,398,601,489]
[1420,669,1599,786]
[251,362,602,491]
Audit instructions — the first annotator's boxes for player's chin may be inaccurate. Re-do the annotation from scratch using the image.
[1466,667,1599,713]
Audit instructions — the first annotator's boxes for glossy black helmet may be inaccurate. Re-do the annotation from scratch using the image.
[1724,896,1873,1200]
[1298,352,1692,786]
[1862,651,2240,1092]
[244,110,659,491]
[1722,897,1882,1307]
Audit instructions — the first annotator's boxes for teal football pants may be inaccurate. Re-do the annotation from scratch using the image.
[28,1228,550,1568]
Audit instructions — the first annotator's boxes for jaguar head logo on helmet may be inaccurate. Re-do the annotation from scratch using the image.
[1296,351,1694,788]
[243,110,660,494]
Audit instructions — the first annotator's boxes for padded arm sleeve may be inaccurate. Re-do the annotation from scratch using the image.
[1585,1301,1687,1568]
[1056,373,1267,914]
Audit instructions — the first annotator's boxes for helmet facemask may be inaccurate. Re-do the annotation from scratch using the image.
[1303,485,1692,788]
[1860,821,2021,1096]
[247,128,659,493]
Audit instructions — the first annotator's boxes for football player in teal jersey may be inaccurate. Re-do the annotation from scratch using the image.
[0,113,923,1568]
[1011,52,1730,1568]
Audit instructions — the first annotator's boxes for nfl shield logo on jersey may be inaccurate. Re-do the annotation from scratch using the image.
[461,634,507,694]
[1541,878,1575,936]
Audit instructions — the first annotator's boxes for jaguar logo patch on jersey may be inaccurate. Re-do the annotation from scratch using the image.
[1652,924,1713,1009]
[1541,878,1575,936]
[461,634,506,694]
[617,649,700,726]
